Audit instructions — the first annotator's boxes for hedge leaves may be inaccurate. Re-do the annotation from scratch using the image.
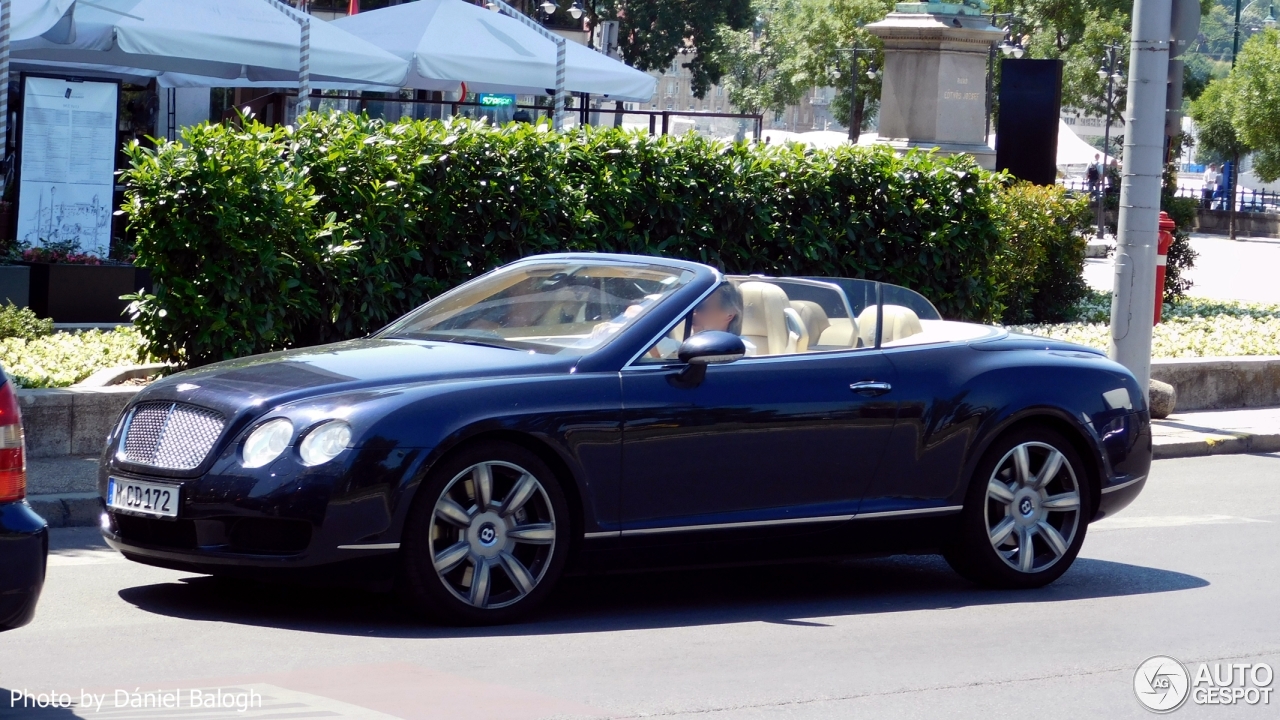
[121,113,1074,366]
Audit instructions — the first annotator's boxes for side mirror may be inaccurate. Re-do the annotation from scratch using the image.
[678,331,746,364]
[670,331,745,388]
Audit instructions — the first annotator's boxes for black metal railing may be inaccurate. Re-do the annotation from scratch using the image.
[1059,178,1280,214]
[252,91,766,141]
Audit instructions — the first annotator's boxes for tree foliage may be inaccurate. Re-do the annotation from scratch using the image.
[712,0,892,127]
[594,0,754,97]
[1229,28,1280,181]
[1188,29,1280,182]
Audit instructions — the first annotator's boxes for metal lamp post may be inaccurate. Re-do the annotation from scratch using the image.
[984,14,1024,144]
[1096,44,1123,240]
[836,46,878,143]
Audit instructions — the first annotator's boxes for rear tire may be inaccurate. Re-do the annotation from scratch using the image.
[400,441,570,625]
[945,427,1091,589]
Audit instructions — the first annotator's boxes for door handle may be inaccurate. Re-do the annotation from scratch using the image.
[850,381,892,396]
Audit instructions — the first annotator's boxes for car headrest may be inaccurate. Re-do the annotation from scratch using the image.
[856,304,923,347]
[739,281,790,355]
[790,300,830,342]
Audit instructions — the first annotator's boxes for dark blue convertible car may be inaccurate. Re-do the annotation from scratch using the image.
[99,253,1151,624]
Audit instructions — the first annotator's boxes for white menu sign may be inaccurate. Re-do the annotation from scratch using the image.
[17,76,118,256]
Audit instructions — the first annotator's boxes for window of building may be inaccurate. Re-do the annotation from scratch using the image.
[667,80,676,94]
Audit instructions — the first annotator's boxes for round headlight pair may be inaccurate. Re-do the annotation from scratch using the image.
[241,418,351,468]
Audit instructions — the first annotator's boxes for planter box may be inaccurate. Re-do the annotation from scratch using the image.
[19,262,152,323]
[0,264,30,308]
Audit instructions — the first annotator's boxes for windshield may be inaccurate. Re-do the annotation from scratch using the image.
[378,260,695,355]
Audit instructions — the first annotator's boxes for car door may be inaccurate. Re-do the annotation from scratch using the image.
[618,350,899,532]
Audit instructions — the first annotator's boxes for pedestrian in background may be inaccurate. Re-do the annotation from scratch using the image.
[1202,164,1217,208]
[1086,154,1101,197]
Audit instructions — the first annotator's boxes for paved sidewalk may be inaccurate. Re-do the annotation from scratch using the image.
[1153,405,1280,459]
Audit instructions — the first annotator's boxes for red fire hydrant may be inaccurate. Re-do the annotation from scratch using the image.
[1154,211,1175,324]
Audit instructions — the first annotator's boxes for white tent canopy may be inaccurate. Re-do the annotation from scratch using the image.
[1056,119,1106,167]
[7,0,76,41]
[11,0,408,87]
[332,0,656,101]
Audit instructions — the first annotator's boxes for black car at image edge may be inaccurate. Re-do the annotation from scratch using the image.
[0,363,48,632]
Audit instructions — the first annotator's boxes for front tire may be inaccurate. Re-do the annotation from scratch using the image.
[400,441,570,625]
[945,427,1091,589]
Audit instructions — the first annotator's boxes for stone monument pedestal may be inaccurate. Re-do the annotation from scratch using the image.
[866,4,1003,169]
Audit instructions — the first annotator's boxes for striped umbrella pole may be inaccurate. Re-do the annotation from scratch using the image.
[0,0,10,163]
[487,0,567,131]
[265,0,312,124]
[298,16,311,121]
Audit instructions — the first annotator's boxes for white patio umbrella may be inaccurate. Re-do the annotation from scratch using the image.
[1,0,78,153]
[331,0,656,102]
[10,0,408,92]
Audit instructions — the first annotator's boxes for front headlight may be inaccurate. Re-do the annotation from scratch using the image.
[242,418,293,468]
[299,420,352,466]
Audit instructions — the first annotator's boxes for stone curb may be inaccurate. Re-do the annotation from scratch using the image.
[27,492,102,529]
[1153,433,1280,460]
[18,386,141,458]
[1151,356,1280,413]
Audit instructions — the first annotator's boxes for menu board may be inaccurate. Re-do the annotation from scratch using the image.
[16,76,119,257]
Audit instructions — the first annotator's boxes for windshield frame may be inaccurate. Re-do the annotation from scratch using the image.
[375,255,705,358]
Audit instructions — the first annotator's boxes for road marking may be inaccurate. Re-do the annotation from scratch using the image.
[1092,514,1271,531]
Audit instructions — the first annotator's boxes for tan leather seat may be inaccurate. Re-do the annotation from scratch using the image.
[739,281,791,355]
[790,301,830,343]
[856,304,923,347]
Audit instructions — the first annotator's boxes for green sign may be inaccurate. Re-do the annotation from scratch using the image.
[477,94,516,107]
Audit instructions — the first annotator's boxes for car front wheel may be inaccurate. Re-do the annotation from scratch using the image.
[400,441,570,625]
[945,427,1092,589]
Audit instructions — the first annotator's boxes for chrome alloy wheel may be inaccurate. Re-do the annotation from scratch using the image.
[428,461,557,610]
[984,441,1082,574]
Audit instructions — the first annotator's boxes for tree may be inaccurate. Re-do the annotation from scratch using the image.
[1189,77,1246,236]
[989,0,1132,116]
[1230,28,1280,182]
[712,0,892,130]
[577,1,753,97]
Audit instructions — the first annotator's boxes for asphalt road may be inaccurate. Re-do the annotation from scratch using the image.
[1085,233,1280,305]
[2,453,1279,719]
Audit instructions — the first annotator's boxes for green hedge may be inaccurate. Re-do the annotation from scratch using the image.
[991,182,1092,324]
[122,113,1069,367]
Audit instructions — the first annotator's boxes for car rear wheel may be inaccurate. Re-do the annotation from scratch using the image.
[400,441,569,625]
[945,427,1091,589]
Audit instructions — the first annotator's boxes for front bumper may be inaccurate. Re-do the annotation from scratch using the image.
[0,501,49,632]
[98,446,420,580]
[1094,409,1153,520]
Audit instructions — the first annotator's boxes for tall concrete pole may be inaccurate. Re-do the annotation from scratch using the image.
[1108,0,1172,395]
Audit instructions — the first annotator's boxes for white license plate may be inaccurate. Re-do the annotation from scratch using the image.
[107,477,179,518]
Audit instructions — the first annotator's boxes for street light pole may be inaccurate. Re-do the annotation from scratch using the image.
[1096,45,1122,240]
[1108,0,1172,395]
[848,46,861,143]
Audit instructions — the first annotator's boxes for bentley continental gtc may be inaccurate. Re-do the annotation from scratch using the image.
[99,253,1152,624]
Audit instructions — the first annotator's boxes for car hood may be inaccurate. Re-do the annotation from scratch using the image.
[132,338,577,418]
[969,332,1107,357]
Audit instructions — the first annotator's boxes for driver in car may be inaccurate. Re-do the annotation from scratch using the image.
[647,283,755,359]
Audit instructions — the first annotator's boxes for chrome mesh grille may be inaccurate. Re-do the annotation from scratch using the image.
[122,402,225,470]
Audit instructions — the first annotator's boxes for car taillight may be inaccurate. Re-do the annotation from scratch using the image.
[0,380,26,503]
